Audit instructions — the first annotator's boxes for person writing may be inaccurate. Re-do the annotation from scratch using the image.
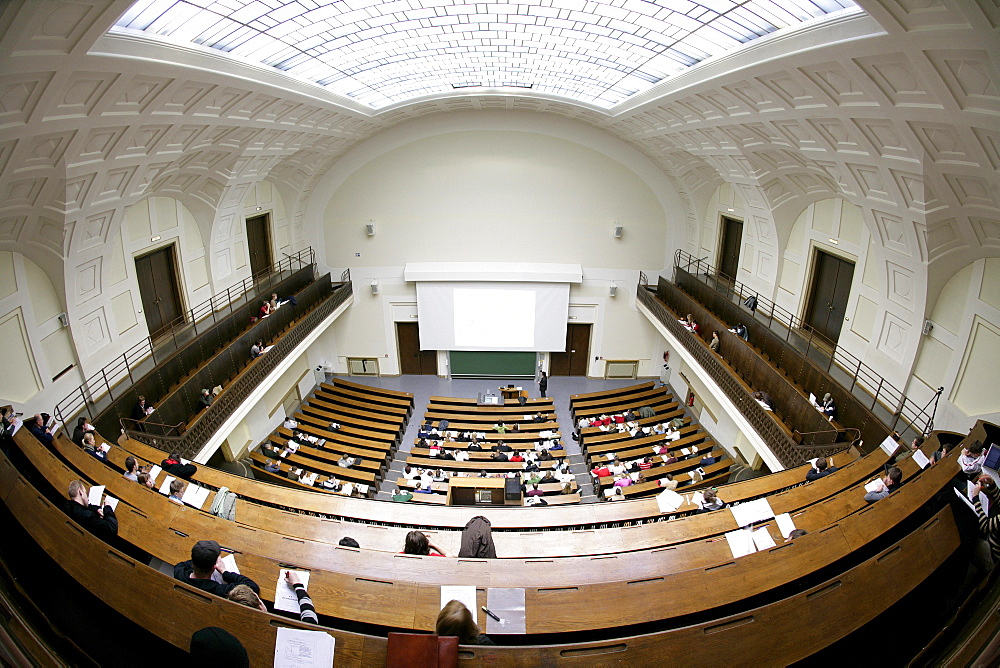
[64,479,117,541]
[864,466,902,503]
[401,530,448,556]
[436,600,493,645]
[806,458,838,481]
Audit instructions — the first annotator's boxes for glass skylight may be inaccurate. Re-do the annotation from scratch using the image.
[113,0,858,110]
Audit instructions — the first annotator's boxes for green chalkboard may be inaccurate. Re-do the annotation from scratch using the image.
[450,351,537,378]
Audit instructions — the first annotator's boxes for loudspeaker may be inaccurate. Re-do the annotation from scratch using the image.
[57,312,69,327]
[609,285,618,297]
[922,320,933,335]
[370,280,379,295]
[612,224,624,238]
[365,222,376,236]
[505,477,520,501]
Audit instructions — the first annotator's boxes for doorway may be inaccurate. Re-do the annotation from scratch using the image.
[135,245,184,340]
[245,214,272,278]
[397,322,437,375]
[549,323,591,376]
[718,216,743,282]
[804,249,855,343]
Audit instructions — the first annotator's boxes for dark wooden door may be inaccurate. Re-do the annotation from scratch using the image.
[135,246,183,340]
[718,216,743,281]
[805,250,855,343]
[245,214,272,278]
[550,323,591,376]
[397,322,437,375]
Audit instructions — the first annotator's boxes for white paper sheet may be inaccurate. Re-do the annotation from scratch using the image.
[775,513,797,539]
[103,495,119,512]
[880,435,900,456]
[690,491,705,508]
[158,476,175,495]
[88,485,105,506]
[440,585,479,626]
[730,498,775,527]
[752,527,777,550]
[486,588,526,634]
[725,529,757,558]
[274,627,335,668]
[656,488,684,513]
[912,449,930,469]
[864,479,884,493]
[182,483,211,509]
[220,554,240,574]
[275,569,311,614]
[147,465,161,484]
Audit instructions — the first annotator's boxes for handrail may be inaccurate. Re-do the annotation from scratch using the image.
[672,249,937,438]
[791,427,861,453]
[120,417,182,437]
[53,248,317,431]
[635,285,807,467]
[125,280,354,458]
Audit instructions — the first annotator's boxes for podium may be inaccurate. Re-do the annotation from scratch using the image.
[500,386,527,400]
[447,478,510,506]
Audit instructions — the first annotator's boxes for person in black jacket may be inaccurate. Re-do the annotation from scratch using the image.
[805,458,839,481]
[162,452,197,479]
[173,540,260,597]
[538,371,548,398]
[64,479,117,542]
[28,414,54,446]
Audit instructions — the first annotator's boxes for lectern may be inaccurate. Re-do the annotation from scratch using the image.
[447,478,509,506]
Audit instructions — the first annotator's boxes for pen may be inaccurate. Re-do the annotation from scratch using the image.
[481,606,501,622]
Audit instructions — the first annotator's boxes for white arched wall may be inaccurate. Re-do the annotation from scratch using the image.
[0,251,82,412]
[306,113,684,377]
[908,258,1000,433]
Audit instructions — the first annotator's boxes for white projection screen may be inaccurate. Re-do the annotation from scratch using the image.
[416,282,570,352]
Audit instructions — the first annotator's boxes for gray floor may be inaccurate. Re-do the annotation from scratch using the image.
[327,374,649,502]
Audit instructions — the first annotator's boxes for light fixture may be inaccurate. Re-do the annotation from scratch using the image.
[609,284,618,297]
[828,238,839,245]
[612,224,624,239]
[370,279,379,295]
[727,207,734,212]
[366,221,376,237]
[256,206,262,211]
[150,235,161,242]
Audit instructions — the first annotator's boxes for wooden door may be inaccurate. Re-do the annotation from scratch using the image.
[805,249,855,343]
[135,246,184,340]
[397,322,437,375]
[718,216,743,281]
[550,323,591,376]
[245,214,272,278]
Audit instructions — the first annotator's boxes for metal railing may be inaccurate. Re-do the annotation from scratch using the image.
[792,427,862,452]
[636,285,812,467]
[53,248,316,431]
[673,249,937,439]
[125,279,354,458]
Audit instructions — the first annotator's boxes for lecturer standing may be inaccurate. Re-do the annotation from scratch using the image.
[538,371,548,398]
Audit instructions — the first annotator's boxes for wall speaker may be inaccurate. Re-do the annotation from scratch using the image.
[365,222,376,236]
[922,320,933,335]
[609,285,618,297]
[370,280,379,295]
[612,224,624,238]
[57,312,68,327]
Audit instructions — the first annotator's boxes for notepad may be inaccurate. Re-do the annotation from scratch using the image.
[864,479,884,494]
[725,529,757,558]
[690,491,705,508]
[730,498,775,527]
[912,449,930,469]
[656,488,684,513]
[752,527,777,550]
[103,495,119,512]
[181,483,211,509]
[879,435,900,456]
[275,569,311,614]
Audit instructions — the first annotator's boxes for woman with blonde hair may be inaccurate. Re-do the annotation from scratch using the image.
[435,600,493,645]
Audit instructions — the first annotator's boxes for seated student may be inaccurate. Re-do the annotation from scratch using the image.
[729,323,749,341]
[894,436,925,463]
[467,440,483,451]
[785,529,809,542]
[591,464,612,478]
[491,451,509,462]
[699,454,719,466]
[401,530,448,556]
[525,484,544,497]
[174,540,260,596]
[816,392,836,420]
[613,474,633,488]
[413,483,434,494]
[697,488,726,513]
[124,456,140,482]
[534,413,546,423]
[437,600,494,645]
[864,466,903,503]
[560,482,574,495]
[136,471,155,488]
[509,452,524,463]
[198,388,213,410]
[81,433,108,463]
[392,488,414,502]
[282,416,297,430]
[478,470,490,478]
[337,454,356,468]
[328,420,341,430]
[28,413,54,446]
[549,440,564,451]
[806,458,839,481]
[162,453,197,479]
[969,475,1000,563]
[709,331,720,352]
[319,476,341,491]
[540,470,557,484]
[752,390,773,411]
[263,459,281,473]
[64,479,118,542]
[250,339,264,359]
[258,300,271,319]
[958,441,987,480]
[440,449,456,461]
[71,416,95,446]
[168,478,186,504]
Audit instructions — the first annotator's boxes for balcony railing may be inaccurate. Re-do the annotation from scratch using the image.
[671,250,937,442]
[125,277,353,458]
[54,248,316,431]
